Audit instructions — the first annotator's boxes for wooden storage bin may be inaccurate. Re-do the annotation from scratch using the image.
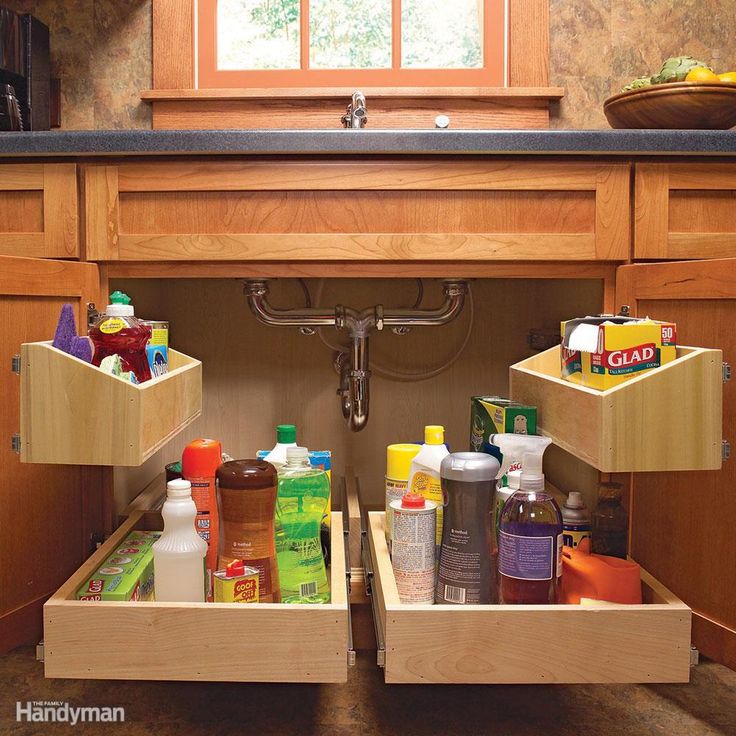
[509,344,722,472]
[44,510,349,683]
[367,512,691,685]
[20,341,202,466]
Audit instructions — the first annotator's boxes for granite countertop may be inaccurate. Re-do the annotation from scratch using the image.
[0,129,735,157]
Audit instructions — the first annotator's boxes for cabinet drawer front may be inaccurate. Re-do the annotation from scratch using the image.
[368,512,691,685]
[0,164,78,258]
[44,511,349,682]
[636,163,736,259]
[84,160,630,262]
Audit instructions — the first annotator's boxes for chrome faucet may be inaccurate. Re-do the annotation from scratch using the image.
[341,91,367,129]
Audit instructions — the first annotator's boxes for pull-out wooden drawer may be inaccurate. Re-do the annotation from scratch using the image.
[636,163,736,259]
[44,511,350,682]
[0,164,78,258]
[367,512,691,685]
[83,160,630,262]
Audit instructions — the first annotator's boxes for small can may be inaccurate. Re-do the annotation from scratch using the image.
[141,320,169,348]
[390,493,437,604]
[384,443,421,548]
[213,559,260,603]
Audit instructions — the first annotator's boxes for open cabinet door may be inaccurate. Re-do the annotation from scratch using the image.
[617,258,735,670]
[0,256,111,654]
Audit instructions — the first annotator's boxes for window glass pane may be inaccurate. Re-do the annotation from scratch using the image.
[402,0,483,69]
[309,0,391,69]
[217,0,300,70]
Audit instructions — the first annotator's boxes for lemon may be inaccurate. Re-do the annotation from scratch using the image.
[685,66,720,82]
[718,71,736,83]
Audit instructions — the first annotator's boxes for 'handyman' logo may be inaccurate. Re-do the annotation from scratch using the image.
[16,701,125,724]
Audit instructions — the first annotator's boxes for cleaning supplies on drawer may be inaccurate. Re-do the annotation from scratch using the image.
[436,452,499,605]
[390,493,436,604]
[561,492,592,549]
[407,425,449,555]
[276,447,331,603]
[498,438,564,604]
[182,438,223,600]
[77,531,159,601]
[592,481,629,559]
[560,538,641,605]
[561,315,677,390]
[216,459,281,602]
[153,479,208,602]
[385,443,421,547]
[89,291,152,383]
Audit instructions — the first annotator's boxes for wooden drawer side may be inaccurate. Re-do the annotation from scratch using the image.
[44,512,349,683]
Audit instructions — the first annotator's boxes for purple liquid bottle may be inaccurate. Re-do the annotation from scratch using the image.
[498,442,563,605]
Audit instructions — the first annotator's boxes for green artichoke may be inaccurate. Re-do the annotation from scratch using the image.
[622,76,653,92]
[650,55,712,84]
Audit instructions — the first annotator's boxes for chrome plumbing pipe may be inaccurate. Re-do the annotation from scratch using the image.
[243,279,468,431]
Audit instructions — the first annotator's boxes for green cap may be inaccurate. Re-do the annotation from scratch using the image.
[276,424,297,443]
[109,291,131,305]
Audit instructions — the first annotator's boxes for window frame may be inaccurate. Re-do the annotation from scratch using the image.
[196,0,506,89]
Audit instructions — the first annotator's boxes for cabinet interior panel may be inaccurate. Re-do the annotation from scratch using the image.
[0,192,44,233]
[669,191,736,233]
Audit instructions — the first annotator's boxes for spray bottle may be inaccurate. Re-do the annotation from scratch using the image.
[498,437,564,604]
[489,434,552,541]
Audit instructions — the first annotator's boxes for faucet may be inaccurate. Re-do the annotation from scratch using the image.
[244,280,468,431]
[341,91,367,129]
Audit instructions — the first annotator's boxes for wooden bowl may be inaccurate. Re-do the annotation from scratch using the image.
[604,82,736,129]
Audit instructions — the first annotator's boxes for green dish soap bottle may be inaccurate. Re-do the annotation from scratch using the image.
[276,446,331,603]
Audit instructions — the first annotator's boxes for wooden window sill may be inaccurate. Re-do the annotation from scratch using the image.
[141,87,565,102]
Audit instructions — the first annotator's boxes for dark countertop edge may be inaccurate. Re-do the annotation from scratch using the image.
[0,130,735,157]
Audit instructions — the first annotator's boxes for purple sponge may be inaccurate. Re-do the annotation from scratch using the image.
[69,335,92,363]
[52,304,77,353]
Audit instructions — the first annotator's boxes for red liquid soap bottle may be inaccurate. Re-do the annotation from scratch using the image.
[89,291,152,383]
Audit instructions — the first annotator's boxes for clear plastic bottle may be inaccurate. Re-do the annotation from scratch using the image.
[592,482,628,559]
[276,446,330,603]
[153,479,208,602]
[89,291,152,383]
[498,442,564,605]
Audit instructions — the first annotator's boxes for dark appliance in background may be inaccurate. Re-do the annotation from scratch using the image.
[0,6,50,130]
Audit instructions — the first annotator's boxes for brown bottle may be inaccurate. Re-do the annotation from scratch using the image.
[216,460,281,603]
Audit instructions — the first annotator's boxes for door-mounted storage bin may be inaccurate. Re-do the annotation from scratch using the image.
[509,345,723,472]
[44,510,350,683]
[20,341,202,466]
[367,512,691,685]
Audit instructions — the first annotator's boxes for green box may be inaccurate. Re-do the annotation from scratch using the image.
[469,396,537,452]
[77,531,160,601]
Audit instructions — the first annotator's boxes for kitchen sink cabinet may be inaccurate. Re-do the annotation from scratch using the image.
[0,164,79,259]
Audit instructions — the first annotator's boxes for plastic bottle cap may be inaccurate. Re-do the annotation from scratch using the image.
[109,291,131,306]
[401,492,426,509]
[566,491,585,508]
[424,425,445,445]
[440,452,500,482]
[226,559,245,578]
[182,438,223,479]
[386,443,421,481]
[276,424,297,444]
[166,478,192,498]
[507,469,522,490]
[286,446,309,462]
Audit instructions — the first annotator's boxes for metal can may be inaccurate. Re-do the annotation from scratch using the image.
[384,443,421,548]
[141,320,168,347]
[390,493,436,604]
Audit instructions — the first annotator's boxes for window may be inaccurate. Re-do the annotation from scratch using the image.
[197,0,506,88]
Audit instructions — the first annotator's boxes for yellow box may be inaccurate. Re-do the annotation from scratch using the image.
[213,562,260,603]
[561,316,677,390]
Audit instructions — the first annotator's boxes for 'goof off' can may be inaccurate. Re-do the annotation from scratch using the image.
[390,493,437,604]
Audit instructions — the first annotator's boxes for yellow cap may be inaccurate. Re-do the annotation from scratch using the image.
[386,443,421,481]
[424,425,445,445]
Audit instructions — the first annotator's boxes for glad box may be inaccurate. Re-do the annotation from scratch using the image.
[561,316,677,390]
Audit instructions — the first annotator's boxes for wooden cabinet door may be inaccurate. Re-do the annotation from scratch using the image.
[635,163,736,260]
[0,256,110,654]
[617,258,736,669]
[0,164,79,259]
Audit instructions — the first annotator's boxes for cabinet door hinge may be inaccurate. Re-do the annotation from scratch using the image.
[11,434,21,453]
[723,363,732,383]
[36,641,44,663]
[723,440,731,462]
[11,355,20,374]
[690,646,700,667]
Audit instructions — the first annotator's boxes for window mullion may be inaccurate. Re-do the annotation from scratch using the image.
[392,0,401,71]
[301,0,310,70]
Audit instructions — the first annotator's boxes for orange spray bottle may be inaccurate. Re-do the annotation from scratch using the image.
[182,438,222,600]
